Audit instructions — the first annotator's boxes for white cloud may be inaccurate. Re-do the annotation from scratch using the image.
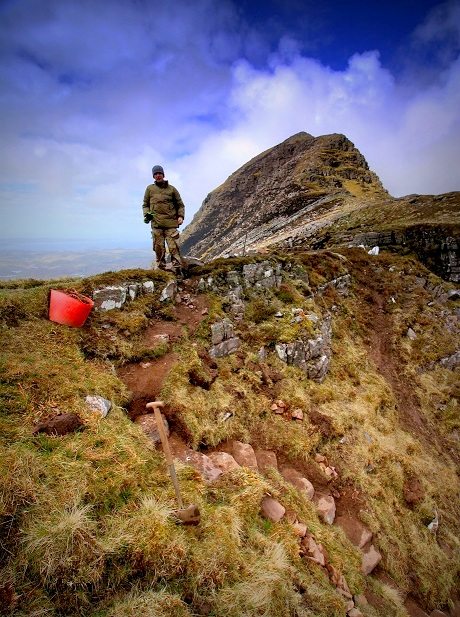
[0,0,459,248]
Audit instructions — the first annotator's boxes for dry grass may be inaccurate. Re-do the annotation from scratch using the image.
[101,588,193,617]
[22,503,104,586]
[1,251,459,616]
[103,495,188,582]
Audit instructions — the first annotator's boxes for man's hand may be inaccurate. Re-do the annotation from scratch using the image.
[177,216,184,225]
[144,213,153,223]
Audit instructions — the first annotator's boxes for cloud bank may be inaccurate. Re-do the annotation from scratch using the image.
[0,0,459,247]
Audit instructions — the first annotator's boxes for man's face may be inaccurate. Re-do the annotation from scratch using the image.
[154,172,164,182]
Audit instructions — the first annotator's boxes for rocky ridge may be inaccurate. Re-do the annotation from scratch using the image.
[181,132,387,259]
[180,132,460,282]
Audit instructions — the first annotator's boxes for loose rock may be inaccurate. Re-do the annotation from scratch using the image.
[361,544,382,575]
[208,452,240,473]
[291,408,304,420]
[260,496,285,522]
[314,493,336,524]
[85,395,112,418]
[280,467,315,500]
[300,533,326,565]
[232,441,258,470]
[336,515,373,549]
[254,449,278,473]
[292,521,308,537]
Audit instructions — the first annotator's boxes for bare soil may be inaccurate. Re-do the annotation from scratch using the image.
[368,291,428,436]
[117,286,209,419]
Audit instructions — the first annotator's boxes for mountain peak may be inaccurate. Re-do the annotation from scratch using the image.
[181,131,387,259]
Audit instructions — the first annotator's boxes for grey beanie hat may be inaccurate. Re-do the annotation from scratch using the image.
[152,165,164,176]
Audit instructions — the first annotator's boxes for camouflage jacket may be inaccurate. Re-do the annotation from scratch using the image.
[142,180,185,228]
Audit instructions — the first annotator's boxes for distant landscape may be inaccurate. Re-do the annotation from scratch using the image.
[0,248,153,280]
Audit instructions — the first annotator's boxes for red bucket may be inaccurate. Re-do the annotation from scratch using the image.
[49,289,94,327]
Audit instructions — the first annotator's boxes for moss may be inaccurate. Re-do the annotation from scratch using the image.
[244,295,279,324]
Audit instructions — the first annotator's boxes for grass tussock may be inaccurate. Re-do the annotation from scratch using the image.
[102,588,193,617]
[214,540,309,617]
[22,503,104,587]
[104,496,188,581]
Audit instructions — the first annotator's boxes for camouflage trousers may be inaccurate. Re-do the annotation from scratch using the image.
[152,227,184,271]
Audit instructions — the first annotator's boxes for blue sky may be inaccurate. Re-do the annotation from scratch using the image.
[1,0,459,249]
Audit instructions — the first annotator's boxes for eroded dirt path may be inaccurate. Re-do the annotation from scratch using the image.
[367,291,427,436]
[117,283,209,419]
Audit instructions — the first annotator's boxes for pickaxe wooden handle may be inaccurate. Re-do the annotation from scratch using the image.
[146,400,184,509]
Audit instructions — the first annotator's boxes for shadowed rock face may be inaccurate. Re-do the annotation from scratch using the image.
[180,132,460,281]
[181,132,386,260]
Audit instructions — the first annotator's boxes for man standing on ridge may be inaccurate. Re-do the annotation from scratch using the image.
[142,165,185,275]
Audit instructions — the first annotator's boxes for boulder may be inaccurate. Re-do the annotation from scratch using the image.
[184,257,205,268]
[142,281,154,294]
[209,337,241,358]
[254,449,278,473]
[275,315,332,382]
[260,496,285,522]
[336,515,373,548]
[314,493,336,524]
[447,289,460,300]
[210,318,241,357]
[280,467,315,500]
[348,609,364,617]
[317,274,351,296]
[93,286,127,310]
[232,441,258,470]
[361,544,382,575]
[128,283,140,299]
[439,351,460,370]
[211,319,234,345]
[208,452,240,473]
[243,261,282,289]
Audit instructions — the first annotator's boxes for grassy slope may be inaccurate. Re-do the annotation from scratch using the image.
[321,191,460,240]
[0,252,459,617]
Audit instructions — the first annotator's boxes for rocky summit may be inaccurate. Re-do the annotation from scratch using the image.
[181,132,460,282]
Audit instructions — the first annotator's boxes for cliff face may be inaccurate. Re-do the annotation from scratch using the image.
[181,132,387,259]
[181,132,460,282]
